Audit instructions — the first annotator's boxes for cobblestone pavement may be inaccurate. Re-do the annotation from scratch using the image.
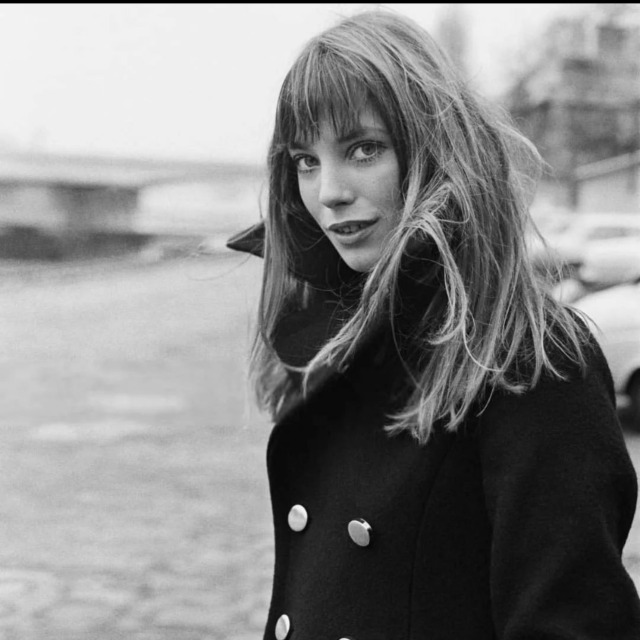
[1,252,640,639]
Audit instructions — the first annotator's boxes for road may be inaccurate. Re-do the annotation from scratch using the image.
[1,252,640,639]
[0,253,271,640]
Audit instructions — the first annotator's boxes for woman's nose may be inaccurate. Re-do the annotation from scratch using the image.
[318,165,354,209]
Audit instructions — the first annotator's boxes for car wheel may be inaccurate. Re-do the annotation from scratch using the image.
[629,373,640,432]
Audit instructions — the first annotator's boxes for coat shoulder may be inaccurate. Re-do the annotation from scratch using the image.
[477,330,625,463]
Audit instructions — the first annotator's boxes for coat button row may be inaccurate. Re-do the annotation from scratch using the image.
[275,614,290,640]
[275,614,355,640]
[287,505,371,547]
[347,518,372,547]
[287,504,308,531]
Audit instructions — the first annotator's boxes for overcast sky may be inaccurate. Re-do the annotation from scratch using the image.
[0,3,591,164]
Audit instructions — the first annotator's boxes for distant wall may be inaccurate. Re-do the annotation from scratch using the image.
[0,182,142,260]
[137,173,266,235]
[0,184,66,229]
[576,164,640,213]
[0,182,138,231]
[0,154,265,260]
[53,186,138,231]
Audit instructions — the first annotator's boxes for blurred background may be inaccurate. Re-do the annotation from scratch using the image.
[1,3,640,639]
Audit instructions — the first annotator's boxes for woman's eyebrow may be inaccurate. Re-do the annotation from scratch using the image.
[288,141,311,152]
[289,126,389,150]
[337,126,388,143]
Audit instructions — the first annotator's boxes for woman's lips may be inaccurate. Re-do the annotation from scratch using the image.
[327,219,378,244]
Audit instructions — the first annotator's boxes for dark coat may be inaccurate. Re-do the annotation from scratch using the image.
[228,222,640,640]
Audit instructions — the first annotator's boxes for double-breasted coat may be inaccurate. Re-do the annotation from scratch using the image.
[228,222,640,640]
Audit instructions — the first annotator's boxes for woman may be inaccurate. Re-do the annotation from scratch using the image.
[227,9,640,640]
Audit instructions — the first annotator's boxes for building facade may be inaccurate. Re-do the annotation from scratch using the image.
[508,5,640,209]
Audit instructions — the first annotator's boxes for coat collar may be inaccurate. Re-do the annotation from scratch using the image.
[227,220,439,424]
[227,218,367,369]
[226,220,361,420]
[226,219,361,292]
[225,221,265,258]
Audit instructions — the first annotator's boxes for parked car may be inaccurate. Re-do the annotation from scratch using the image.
[579,236,640,289]
[550,235,640,305]
[548,213,640,273]
[572,281,640,429]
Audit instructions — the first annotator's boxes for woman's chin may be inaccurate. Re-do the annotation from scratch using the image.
[338,250,379,273]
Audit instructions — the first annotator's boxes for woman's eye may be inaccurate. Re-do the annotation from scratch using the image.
[292,155,318,172]
[351,142,382,161]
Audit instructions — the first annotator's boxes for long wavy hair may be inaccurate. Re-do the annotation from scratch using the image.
[251,9,588,444]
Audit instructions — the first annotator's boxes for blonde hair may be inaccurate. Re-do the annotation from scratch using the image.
[251,9,588,443]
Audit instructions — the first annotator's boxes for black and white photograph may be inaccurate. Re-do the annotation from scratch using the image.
[1,3,640,639]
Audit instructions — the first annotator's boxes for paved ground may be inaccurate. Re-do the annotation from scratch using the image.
[1,251,640,640]
[0,253,271,640]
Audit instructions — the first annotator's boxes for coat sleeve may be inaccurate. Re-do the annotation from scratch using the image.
[478,339,640,639]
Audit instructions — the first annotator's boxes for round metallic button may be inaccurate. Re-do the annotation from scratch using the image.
[287,504,308,532]
[348,518,372,547]
[275,614,291,640]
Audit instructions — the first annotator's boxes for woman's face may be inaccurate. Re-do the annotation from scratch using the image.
[288,107,402,272]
